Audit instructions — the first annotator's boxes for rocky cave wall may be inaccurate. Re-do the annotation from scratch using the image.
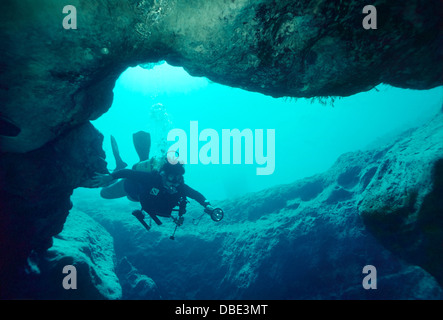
[0,0,442,299]
[1,0,441,153]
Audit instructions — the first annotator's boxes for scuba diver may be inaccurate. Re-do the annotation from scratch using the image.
[91,131,223,235]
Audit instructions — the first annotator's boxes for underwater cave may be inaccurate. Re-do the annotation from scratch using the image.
[1,0,443,301]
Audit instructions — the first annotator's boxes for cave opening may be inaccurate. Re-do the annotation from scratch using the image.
[76,61,442,202]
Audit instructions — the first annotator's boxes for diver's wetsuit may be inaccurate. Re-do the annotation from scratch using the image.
[111,169,207,217]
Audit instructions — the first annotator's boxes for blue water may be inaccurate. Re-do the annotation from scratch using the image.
[92,61,443,201]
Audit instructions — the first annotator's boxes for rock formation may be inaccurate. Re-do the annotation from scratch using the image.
[3,208,122,299]
[359,114,443,285]
[41,209,122,299]
[0,0,442,299]
[0,123,106,298]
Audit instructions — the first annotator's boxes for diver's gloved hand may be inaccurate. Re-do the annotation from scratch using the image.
[90,173,114,188]
[203,200,215,213]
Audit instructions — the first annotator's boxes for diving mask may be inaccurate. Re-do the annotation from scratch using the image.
[161,172,182,194]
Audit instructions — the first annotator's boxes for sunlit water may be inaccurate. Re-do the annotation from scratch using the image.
[91,61,442,201]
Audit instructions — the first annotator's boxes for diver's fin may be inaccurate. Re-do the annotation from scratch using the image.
[147,211,163,226]
[133,131,151,162]
[110,135,128,171]
[132,210,151,231]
